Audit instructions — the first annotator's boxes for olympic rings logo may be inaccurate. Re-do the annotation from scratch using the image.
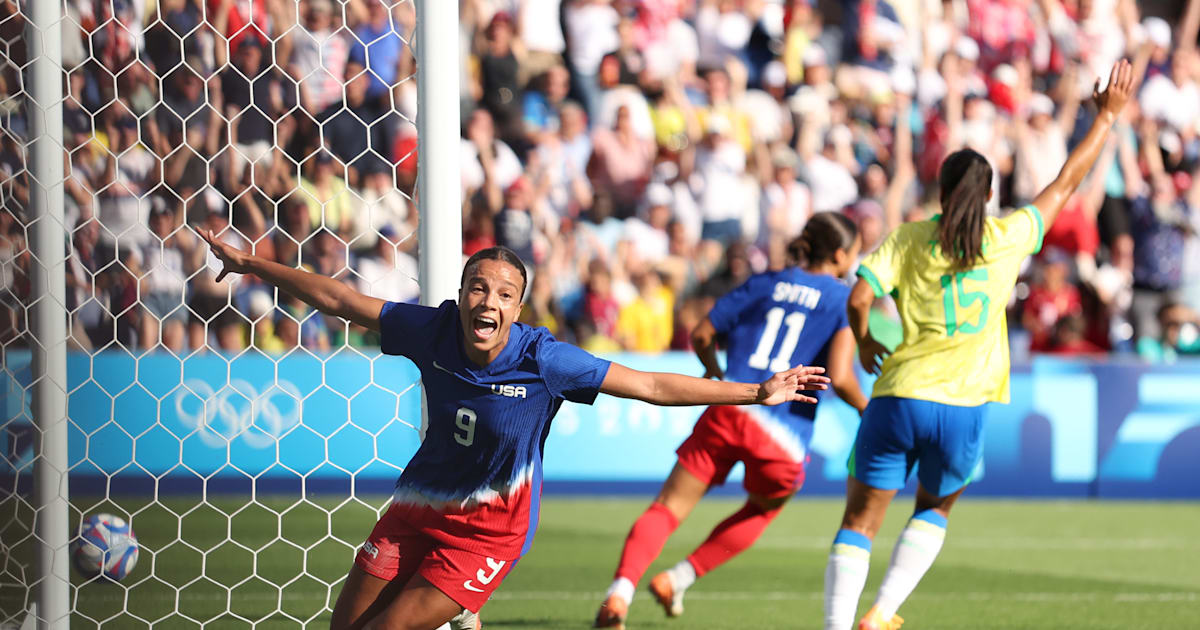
[174,379,303,448]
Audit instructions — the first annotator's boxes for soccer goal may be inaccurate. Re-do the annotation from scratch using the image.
[1,0,459,626]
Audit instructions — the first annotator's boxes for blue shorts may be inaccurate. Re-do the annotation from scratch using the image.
[849,396,986,497]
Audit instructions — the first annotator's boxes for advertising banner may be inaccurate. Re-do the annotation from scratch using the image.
[2,351,1197,497]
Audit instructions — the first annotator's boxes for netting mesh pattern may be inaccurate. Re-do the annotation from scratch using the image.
[0,0,425,626]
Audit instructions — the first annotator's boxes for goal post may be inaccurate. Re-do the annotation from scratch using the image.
[25,0,71,626]
[2,0,460,626]
[414,0,462,305]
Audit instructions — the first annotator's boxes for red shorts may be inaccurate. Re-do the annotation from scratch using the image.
[355,503,516,612]
[676,406,807,498]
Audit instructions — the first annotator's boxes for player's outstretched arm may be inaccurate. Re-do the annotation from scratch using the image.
[598,362,829,407]
[200,229,386,331]
[1033,59,1136,227]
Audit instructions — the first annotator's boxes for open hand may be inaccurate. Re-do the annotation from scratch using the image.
[756,365,829,406]
[200,229,249,282]
[1093,59,1136,118]
[858,335,890,375]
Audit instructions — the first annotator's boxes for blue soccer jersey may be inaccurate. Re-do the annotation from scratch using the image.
[378,300,611,559]
[706,269,851,457]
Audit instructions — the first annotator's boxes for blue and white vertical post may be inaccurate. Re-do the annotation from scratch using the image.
[26,0,71,627]
[415,0,462,304]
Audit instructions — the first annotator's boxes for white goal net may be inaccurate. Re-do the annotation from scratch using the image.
[0,0,440,627]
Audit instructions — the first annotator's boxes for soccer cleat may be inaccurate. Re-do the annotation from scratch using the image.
[648,571,685,617]
[448,607,481,630]
[857,605,903,630]
[593,594,628,629]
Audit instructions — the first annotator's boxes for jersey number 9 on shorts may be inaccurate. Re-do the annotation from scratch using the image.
[940,269,989,337]
[748,307,808,371]
[455,407,477,446]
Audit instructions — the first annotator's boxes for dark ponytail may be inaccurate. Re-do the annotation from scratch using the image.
[937,149,992,269]
[787,212,859,267]
[461,246,529,295]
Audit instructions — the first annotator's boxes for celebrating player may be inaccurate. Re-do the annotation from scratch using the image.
[822,61,1136,630]
[594,213,869,629]
[198,239,830,630]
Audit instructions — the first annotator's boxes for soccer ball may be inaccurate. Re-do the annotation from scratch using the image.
[71,513,138,581]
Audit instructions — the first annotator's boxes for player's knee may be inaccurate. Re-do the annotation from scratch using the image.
[747,493,789,514]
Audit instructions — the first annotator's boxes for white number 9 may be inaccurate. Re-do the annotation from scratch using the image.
[455,407,477,447]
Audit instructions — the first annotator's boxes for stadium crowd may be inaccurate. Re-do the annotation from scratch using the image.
[3,0,1200,362]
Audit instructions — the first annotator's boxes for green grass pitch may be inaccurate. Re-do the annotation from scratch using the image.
[4,496,1198,628]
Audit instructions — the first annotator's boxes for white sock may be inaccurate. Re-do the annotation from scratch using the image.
[873,512,947,619]
[824,530,872,630]
[606,576,636,605]
[667,559,697,591]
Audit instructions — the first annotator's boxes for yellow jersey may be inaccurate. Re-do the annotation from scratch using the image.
[857,205,1045,406]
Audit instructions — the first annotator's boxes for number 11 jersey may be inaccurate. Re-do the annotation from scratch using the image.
[855,205,1045,406]
[708,267,852,430]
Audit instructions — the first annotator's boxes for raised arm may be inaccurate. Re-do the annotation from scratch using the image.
[598,362,828,407]
[1032,60,1136,227]
[200,229,386,330]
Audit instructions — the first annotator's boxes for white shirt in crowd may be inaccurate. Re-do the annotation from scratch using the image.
[97,147,155,248]
[693,140,747,224]
[761,180,812,244]
[622,217,669,264]
[804,153,858,213]
[564,1,620,75]
[291,27,349,114]
[1140,74,1200,132]
[130,240,188,295]
[460,139,524,193]
[357,251,420,304]
[520,0,565,55]
[695,4,753,70]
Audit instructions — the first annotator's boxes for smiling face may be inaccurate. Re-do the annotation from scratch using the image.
[458,258,525,366]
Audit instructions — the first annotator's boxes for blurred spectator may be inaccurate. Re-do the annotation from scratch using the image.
[519,0,567,82]
[588,105,655,217]
[356,226,419,304]
[96,105,158,261]
[291,0,350,115]
[24,0,1200,362]
[524,65,572,143]
[495,177,538,265]
[462,108,524,210]
[519,267,566,335]
[349,0,409,105]
[1022,249,1083,352]
[564,0,620,118]
[220,37,286,180]
[127,199,195,353]
[276,283,332,352]
[615,270,674,352]
[1046,313,1105,355]
[534,100,593,218]
[479,11,525,147]
[299,151,356,237]
[582,259,620,340]
[319,61,392,185]
[1138,302,1200,362]
[693,113,749,243]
